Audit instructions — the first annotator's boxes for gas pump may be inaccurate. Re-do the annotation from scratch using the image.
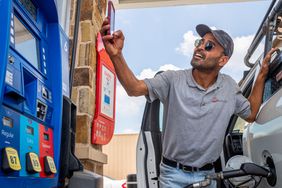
[0,0,80,187]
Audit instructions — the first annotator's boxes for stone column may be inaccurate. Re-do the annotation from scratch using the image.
[69,0,108,175]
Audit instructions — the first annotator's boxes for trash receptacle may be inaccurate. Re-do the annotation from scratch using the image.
[127,174,137,188]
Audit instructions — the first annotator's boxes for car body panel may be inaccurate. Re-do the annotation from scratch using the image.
[243,89,282,187]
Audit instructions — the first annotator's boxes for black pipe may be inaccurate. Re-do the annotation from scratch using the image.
[252,0,276,46]
[244,0,281,67]
[222,169,247,179]
[69,0,81,98]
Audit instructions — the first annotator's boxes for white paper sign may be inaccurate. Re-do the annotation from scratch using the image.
[101,65,114,118]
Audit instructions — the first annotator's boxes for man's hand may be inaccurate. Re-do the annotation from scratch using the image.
[259,48,278,78]
[245,47,279,122]
[100,18,124,57]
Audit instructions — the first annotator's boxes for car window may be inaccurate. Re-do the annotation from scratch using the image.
[263,56,282,102]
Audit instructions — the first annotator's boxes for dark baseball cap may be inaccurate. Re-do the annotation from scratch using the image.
[196,24,234,58]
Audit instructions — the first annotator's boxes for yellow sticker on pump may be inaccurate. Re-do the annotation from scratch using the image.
[46,156,57,174]
[5,147,21,171]
[29,152,42,172]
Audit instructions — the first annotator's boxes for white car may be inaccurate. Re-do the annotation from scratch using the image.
[103,176,126,188]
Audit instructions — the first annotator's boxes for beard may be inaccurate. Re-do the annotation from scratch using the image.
[190,56,220,72]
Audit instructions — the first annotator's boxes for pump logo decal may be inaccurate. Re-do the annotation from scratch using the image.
[64,42,68,52]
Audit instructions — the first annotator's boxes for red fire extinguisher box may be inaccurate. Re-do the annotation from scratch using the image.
[92,33,116,145]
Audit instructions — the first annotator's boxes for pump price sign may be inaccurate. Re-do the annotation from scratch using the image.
[92,33,116,145]
[4,147,21,171]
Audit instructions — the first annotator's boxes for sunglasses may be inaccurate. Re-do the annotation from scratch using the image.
[194,38,215,52]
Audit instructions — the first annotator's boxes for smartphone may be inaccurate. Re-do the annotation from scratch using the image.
[107,1,115,35]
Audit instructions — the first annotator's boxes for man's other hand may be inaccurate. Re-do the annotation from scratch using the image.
[260,48,278,78]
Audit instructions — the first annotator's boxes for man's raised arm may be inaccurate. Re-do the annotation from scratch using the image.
[245,48,277,122]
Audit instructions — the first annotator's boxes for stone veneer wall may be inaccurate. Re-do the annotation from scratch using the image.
[69,0,108,175]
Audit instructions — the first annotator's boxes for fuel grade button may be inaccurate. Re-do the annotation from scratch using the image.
[44,156,57,175]
[2,147,21,172]
[26,152,42,173]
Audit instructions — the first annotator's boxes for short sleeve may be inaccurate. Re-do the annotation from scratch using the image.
[143,71,174,103]
[234,85,251,119]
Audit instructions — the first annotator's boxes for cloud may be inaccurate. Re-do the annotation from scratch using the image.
[175,31,199,57]
[117,15,131,26]
[137,64,181,79]
[175,30,264,82]
[115,82,145,134]
[175,26,217,57]
[222,35,264,81]
[115,64,181,134]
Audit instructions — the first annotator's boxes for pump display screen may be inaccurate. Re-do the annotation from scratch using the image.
[19,0,37,20]
[26,126,34,135]
[44,133,49,141]
[14,16,39,70]
[2,117,13,128]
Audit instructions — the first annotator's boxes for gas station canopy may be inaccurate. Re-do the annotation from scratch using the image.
[112,0,265,9]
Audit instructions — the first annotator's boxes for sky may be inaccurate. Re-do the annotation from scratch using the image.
[113,0,271,134]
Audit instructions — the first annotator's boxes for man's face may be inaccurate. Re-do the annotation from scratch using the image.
[191,33,226,72]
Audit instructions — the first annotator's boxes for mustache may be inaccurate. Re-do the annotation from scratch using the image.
[193,50,206,60]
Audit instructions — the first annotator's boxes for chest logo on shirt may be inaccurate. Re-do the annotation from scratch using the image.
[211,96,219,103]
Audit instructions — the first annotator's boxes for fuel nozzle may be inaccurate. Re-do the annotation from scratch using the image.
[221,163,271,179]
[184,163,272,188]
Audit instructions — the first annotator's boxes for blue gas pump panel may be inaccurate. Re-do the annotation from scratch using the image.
[0,107,21,177]
[19,115,40,177]
[4,0,58,127]
[0,0,65,187]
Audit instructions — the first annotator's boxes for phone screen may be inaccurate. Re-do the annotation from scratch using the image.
[107,1,115,35]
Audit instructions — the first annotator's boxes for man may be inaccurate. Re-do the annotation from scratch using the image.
[100,18,276,188]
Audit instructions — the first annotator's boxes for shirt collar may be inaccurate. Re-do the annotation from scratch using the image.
[186,68,224,91]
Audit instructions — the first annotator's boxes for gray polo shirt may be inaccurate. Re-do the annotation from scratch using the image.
[144,69,251,167]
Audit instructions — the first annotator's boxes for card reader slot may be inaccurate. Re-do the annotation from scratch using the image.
[3,86,25,112]
[4,87,25,102]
